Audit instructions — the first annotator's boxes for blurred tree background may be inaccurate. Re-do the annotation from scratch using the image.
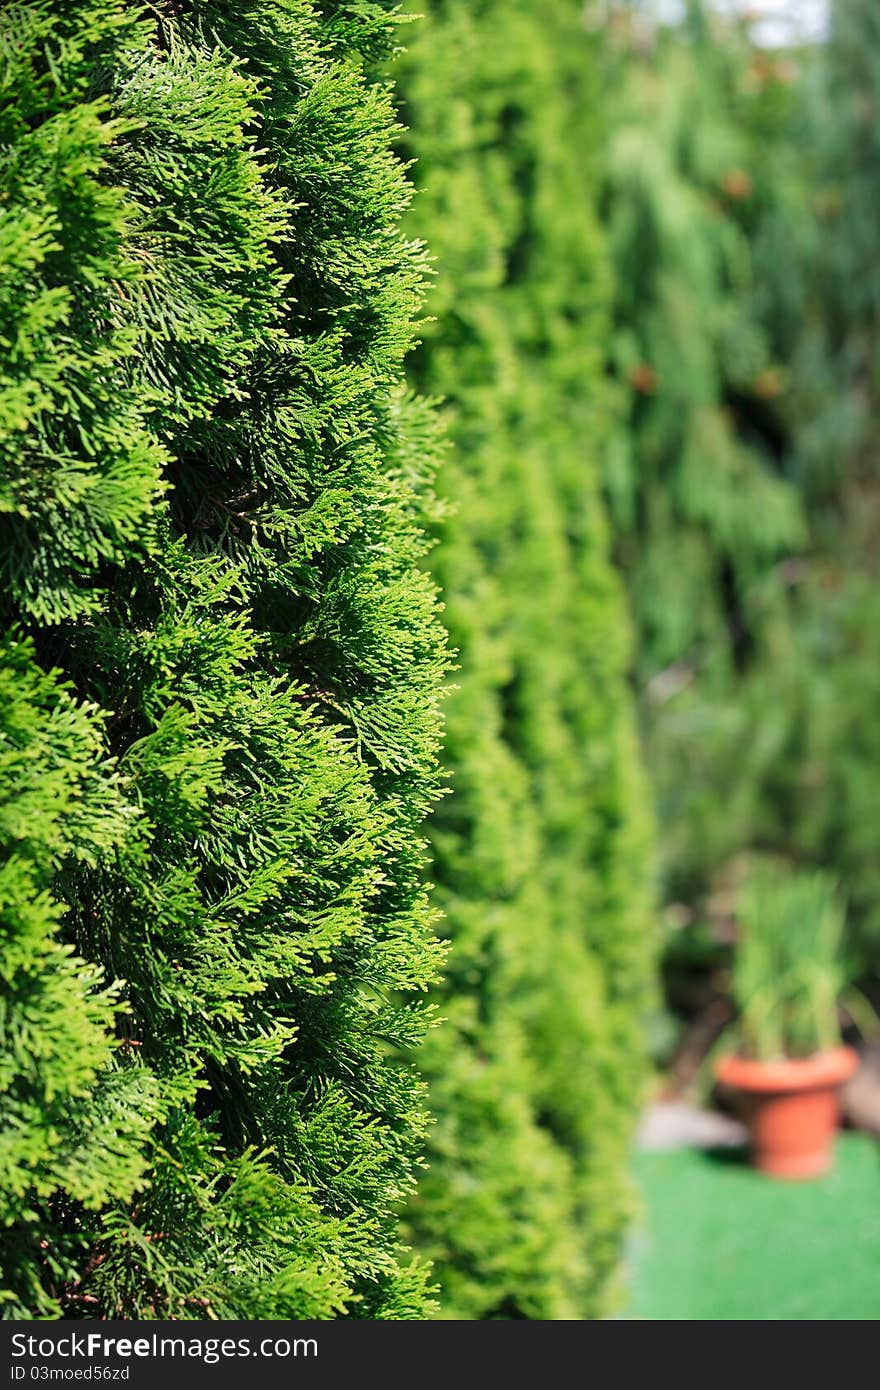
[601,0,880,1071]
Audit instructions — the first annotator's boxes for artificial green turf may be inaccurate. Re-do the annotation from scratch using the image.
[626,1133,880,1319]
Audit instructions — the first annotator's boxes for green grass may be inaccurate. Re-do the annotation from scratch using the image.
[626,1134,880,1319]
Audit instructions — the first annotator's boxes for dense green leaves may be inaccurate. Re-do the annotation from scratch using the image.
[1,0,660,1323]
[1,0,447,1319]
[602,12,806,900]
[396,0,655,1320]
[603,0,880,991]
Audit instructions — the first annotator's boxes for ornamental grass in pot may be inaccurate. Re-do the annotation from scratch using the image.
[715,868,861,1180]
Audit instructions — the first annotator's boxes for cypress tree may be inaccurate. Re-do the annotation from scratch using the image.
[1,0,448,1319]
[396,0,655,1319]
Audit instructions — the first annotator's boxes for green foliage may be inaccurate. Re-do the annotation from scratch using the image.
[603,8,806,899]
[0,0,448,1319]
[759,0,880,953]
[395,0,655,1319]
[732,867,846,1061]
[606,32,804,637]
[604,0,880,1000]
[800,0,880,487]
[0,637,163,1314]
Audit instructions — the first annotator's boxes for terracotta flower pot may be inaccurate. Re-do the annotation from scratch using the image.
[715,1046,859,1179]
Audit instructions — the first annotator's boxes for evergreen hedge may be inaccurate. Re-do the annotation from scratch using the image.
[0,0,448,1319]
[396,0,655,1320]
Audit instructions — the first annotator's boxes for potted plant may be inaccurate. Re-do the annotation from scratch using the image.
[715,867,860,1179]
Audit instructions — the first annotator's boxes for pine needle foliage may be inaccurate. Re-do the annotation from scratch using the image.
[602,7,808,901]
[395,0,655,1320]
[0,0,448,1320]
[759,0,880,952]
[607,16,805,661]
[602,2,880,962]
